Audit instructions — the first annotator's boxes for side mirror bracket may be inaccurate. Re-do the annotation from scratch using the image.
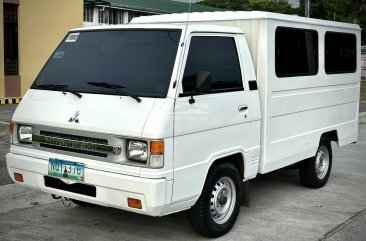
[189,94,196,104]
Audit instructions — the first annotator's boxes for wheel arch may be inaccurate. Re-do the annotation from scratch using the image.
[320,130,339,145]
[208,152,245,180]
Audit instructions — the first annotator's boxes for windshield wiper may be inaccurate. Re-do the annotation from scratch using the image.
[62,89,83,99]
[87,81,141,103]
[34,84,82,99]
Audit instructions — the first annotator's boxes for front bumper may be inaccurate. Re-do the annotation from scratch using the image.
[6,152,170,216]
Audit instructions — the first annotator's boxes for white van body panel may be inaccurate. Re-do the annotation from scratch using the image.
[133,11,361,174]
[6,151,169,216]
[14,89,156,138]
[6,12,361,217]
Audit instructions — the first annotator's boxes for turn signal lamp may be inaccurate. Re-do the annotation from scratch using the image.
[14,173,24,182]
[9,121,14,134]
[128,198,142,209]
[150,141,164,154]
[150,140,164,168]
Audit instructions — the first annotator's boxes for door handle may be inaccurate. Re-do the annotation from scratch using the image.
[238,105,248,112]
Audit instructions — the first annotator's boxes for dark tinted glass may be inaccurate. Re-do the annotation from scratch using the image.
[4,4,18,75]
[325,32,356,74]
[182,36,242,93]
[275,27,318,77]
[32,30,181,98]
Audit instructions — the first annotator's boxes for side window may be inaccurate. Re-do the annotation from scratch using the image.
[325,32,356,74]
[275,27,318,77]
[182,36,243,93]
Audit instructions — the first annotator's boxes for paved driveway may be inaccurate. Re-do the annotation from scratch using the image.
[0,105,365,240]
[0,105,17,185]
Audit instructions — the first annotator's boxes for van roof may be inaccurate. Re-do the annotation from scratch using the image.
[131,11,361,30]
[70,23,243,34]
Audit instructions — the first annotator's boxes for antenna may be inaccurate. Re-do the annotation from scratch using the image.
[173,1,192,93]
[186,1,192,31]
[181,0,192,47]
[178,0,192,67]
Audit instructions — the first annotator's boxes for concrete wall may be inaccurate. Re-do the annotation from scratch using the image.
[1,0,83,99]
[18,0,83,96]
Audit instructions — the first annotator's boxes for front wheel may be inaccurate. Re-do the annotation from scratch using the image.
[188,163,241,238]
[299,137,332,188]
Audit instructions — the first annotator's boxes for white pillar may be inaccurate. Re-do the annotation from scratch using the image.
[123,11,129,24]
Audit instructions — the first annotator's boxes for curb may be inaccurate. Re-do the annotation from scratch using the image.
[0,98,21,105]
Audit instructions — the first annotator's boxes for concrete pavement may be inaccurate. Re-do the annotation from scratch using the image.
[0,105,365,240]
[0,105,17,185]
[360,102,366,114]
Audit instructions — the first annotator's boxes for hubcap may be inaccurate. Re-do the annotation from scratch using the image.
[315,146,329,179]
[210,177,236,224]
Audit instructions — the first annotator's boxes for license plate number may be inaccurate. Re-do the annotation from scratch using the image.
[48,158,84,181]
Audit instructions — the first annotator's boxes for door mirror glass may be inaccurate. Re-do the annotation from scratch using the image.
[195,71,211,93]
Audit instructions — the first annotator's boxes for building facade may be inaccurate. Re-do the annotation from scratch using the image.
[0,0,83,101]
[83,0,220,26]
[1,0,218,101]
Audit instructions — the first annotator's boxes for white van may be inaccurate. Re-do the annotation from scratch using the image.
[6,11,361,237]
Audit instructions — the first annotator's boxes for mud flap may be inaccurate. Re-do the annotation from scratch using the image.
[241,181,250,207]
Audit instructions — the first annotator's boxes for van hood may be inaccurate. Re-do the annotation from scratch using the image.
[13,89,157,137]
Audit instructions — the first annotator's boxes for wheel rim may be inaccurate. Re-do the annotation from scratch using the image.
[315,146,330,179]
[210,176,236,224]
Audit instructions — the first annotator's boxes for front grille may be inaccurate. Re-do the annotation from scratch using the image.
[44,176,96,197]
[40,131,108,144]
[39,131,108,157]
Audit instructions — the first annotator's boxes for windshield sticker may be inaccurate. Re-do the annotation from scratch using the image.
[52,51,65,59]
[66,32,80,42]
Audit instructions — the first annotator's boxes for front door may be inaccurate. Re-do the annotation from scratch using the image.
[172,33,258,203]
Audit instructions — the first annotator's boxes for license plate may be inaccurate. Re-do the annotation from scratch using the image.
[48,158,84,181]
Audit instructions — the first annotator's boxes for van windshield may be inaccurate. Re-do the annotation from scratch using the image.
[31,29,182,98]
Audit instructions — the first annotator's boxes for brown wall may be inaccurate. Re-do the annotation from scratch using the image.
[1,0,83,98]
[18,0,83,96]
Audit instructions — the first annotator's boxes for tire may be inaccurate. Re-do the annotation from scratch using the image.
[71,199,95,207]
[188,163,241,238]
[299,137,332,188]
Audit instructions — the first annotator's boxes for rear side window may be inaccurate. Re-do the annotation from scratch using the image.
[182,36,243,93]
[325,32,356,74]
[275,27,318,77]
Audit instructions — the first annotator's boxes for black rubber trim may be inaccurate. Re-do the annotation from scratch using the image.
[44,176,96,197]
[248,80,258,90]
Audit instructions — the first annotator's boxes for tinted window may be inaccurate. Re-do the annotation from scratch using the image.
[325,32,356,74]
[182,36,242,93]
[275,27,318,77]
[32,30,181,98]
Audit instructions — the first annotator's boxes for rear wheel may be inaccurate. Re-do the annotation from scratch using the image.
[299,137,332,188]
[188,163,241,238]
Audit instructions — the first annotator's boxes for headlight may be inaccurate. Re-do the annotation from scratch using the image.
[127,140,148,162]
[18,125,33,144]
